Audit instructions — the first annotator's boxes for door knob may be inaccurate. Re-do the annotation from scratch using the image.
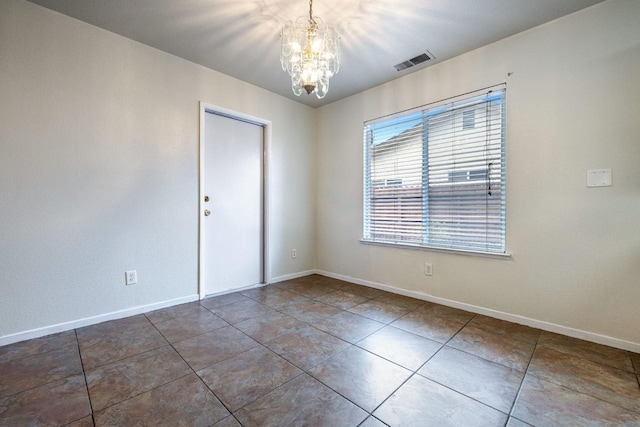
[204,209,211,216]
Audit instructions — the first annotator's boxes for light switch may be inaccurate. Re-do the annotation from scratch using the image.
[587,169,612,188]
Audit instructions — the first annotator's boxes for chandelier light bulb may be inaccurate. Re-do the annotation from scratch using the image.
[281,0,340,99]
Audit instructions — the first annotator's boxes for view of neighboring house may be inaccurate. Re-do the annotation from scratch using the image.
[365,92,505,251]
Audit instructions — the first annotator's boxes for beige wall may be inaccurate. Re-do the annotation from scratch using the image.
[0,0,316,341]
[317,0,640,350]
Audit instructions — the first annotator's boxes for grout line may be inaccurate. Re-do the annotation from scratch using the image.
[305,372,375,419]
[376,313,534,421]
[521,336,640,414]
[402,316,525,419]
[0,331,79,365]
[4,275,637,426]
[82,341,193,413]
[357,415,390,427]
[0,346,82,394]
[150,317,241,424]
[74,329,96,425]
[506,329,542,420]
[209,279,418,419]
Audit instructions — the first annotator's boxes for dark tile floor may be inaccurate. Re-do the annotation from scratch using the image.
[1,274,639,426]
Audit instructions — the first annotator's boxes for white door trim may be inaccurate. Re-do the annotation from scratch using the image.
[198,102,272,300]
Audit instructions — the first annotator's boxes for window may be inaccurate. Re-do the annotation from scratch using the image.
[462,110,476,130]
[363,86,506,255]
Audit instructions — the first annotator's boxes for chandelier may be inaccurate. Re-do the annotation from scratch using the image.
[280,0,340,99]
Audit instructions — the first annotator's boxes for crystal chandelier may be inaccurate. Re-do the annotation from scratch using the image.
[280,0,340,99]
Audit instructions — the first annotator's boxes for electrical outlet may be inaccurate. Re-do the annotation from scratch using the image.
[125,270,137,285]
[291,249,297,259]
[424,263,433,276]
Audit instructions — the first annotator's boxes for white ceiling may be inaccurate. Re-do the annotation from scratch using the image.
[27,0,605,108]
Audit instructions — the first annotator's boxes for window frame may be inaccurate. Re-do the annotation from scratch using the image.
[362,85,510,259]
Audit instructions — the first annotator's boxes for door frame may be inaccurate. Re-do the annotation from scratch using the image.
[198,102,271,299]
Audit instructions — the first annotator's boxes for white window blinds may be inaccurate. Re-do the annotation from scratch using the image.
[363,86,506,254]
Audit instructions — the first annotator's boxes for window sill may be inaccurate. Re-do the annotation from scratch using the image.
[359,239,512,260]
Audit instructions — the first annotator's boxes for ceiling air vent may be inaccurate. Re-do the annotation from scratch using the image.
[394,60,413,71]
[394,51,434,72]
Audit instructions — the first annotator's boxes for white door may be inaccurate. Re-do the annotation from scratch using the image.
[203,111,264,295]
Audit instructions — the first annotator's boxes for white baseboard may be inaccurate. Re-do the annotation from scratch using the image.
[4,270,638,354]
[202,282,266,299]
[0,270,315,347]
[315,270,640,354]
[0,294,200,347]
[269,269,317,284]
